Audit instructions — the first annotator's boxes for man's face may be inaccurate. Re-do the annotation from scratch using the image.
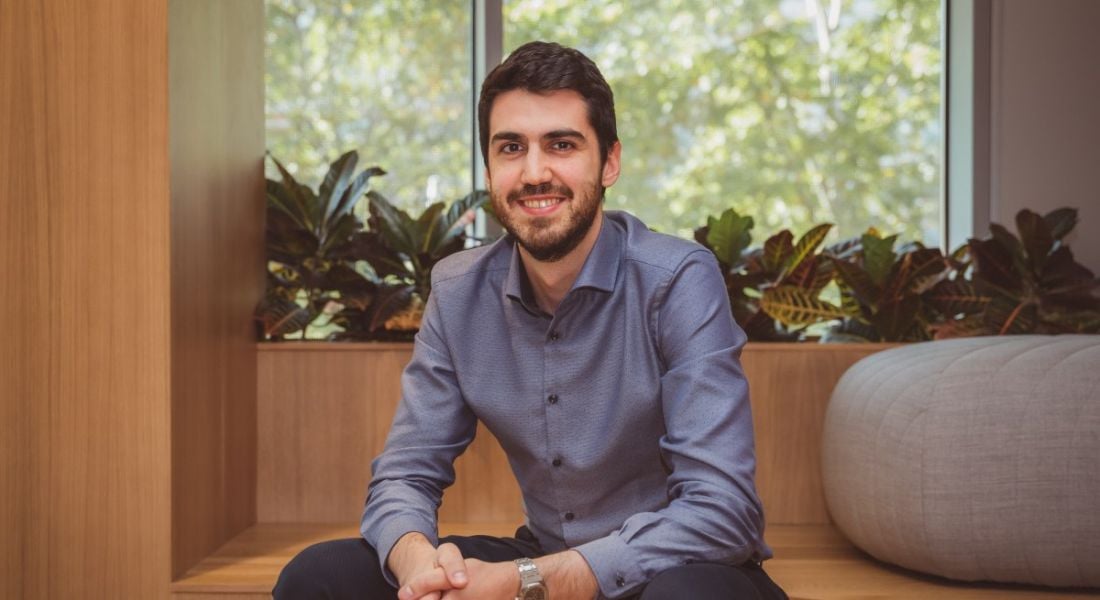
[485,89,621,262]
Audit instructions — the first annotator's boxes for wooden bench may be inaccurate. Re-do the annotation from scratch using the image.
[170,344,1098,598]
[171,522,1097,599]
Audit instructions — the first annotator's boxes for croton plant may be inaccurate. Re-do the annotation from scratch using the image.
[256,151,488,341]
[697,207,1098,342]
[257,151,1097,342]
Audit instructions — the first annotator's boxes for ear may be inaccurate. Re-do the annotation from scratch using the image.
[601,141,622,188]
[483,168,492,192]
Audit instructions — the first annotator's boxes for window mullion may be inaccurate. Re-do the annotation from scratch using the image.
[472,0,503,239]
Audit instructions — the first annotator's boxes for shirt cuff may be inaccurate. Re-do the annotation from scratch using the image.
[365,516,439,588]
[573,533,647,599]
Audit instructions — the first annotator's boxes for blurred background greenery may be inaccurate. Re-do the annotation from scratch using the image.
[265,0,941,245]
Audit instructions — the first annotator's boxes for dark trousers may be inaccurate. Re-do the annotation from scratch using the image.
[273,527,788,600]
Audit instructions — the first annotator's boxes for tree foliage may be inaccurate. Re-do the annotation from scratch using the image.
[266,1,473,211]
[267,0,941,244]
[506,0,942,243]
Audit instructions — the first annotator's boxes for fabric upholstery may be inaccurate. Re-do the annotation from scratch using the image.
[822,335,1100,588]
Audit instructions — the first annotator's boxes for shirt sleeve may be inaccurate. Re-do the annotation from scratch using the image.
[574,249,768,598]
[359,287,478,587]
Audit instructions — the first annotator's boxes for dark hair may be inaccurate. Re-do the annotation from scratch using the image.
[478,41,618,167]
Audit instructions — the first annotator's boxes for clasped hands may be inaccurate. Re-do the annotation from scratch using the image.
[391,534,519,600]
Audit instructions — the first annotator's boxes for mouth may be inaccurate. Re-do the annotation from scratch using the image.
[518,196,564,208]
[514,195,567,214]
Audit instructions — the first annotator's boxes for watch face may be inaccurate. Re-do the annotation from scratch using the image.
[522,586,547,600]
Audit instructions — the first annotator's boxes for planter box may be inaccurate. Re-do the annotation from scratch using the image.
[257,341,896,527]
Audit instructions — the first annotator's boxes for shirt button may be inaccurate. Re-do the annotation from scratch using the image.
[564,511,575,521]
[615,575,626,587]
[552,457,562,467]
[549,331,560,341]
[547,394,558,405]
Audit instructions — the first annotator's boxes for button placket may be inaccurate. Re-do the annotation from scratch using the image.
[543,319,569,516]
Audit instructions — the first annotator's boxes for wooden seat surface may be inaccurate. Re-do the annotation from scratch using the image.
[170,523,1099,599]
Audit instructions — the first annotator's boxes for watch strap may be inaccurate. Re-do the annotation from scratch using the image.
[514,557,543,598]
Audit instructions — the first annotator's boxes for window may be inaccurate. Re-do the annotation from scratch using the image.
[265,1,473,208]
[267,0,942,245]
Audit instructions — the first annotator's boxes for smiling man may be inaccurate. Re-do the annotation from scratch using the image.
[274,41,787,600]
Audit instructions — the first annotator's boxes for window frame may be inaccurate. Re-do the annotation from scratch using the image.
[471,0,958,249]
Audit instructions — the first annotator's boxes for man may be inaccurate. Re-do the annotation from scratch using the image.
[275,41,786,600]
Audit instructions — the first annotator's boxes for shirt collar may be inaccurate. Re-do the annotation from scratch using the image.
[571,213,622,293]
[503,212,624,312]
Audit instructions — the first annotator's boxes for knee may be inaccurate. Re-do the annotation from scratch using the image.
[641,564,713,600]
[273,541,333,599]
[273,539,380,600]
[640,563,765,600]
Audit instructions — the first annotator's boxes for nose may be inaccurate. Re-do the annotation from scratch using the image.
[520,147,551,186]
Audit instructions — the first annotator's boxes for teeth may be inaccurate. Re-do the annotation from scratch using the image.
[521,198,559,209]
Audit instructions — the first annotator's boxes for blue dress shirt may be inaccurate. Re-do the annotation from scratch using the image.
[361,211,772,598]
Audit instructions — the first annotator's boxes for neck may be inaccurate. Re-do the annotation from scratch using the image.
[520,210,604,315]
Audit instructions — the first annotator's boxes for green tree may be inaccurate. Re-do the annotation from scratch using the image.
[266,0,942,245]
[505,0,941,244]
[266,1,474,212]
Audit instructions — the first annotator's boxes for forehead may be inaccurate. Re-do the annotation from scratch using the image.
[488,89,593,138]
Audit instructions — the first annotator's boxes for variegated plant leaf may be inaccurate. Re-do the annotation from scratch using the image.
[782,223,832,277]
[924,279,989,316]
[760,285,846,326]
[762,230,794,273]
[870,296,921,342]
[255,295,317,338]
[830,256,880,306]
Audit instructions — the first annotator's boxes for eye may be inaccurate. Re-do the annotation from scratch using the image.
[550,140,575,151]
[500,142,523,154]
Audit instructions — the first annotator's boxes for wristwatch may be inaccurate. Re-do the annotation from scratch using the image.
[514,557,548,600]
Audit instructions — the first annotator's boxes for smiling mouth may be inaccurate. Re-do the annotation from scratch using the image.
[507,184,573,210]
[518,197,564,209]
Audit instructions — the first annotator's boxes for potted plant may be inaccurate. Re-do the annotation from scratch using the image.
[255,150,489,341]
[695,208,844,341]
[694,206,1099,342]
[933,208,1100,337]
[821,231,959,342]
[327,189,488,339]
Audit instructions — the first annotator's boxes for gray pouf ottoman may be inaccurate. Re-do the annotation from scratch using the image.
[822,335,1100,588]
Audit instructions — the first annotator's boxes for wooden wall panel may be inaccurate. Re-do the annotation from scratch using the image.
[257,344,525,525]
[744,343,897,525]
[169,0,265,579]
[0,4,51,596]
[257,344,407,522]
[1,0,172,597]
[257,342,895,527]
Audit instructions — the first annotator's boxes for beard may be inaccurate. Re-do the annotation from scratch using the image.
[491,180,603,263]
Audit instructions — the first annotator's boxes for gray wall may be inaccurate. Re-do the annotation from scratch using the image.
[988,0,1100,274]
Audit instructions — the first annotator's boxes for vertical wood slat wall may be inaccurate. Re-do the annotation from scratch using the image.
[169,0,265,580]
[257,343,895,528]
[1,0,264,596]
[1,1,172,597]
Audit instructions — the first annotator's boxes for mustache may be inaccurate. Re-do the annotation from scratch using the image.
[506,183,574,203]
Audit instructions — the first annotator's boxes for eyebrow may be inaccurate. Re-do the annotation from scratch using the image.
[490,128,588,144]
[544,128,586,141]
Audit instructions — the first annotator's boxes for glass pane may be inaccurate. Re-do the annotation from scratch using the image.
[503,0,942,246]
[266,1,473,210]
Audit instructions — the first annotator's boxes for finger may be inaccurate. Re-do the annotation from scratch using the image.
[435,543,469,588]
[398,567,449,600]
